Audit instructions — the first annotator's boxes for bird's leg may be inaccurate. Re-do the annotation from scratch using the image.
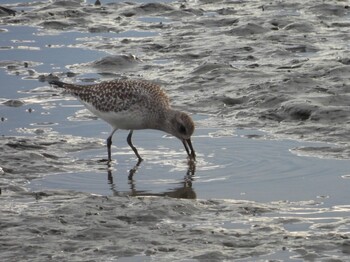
[127,130,143,162]
[107,136,112,161]
[106,128,118,162]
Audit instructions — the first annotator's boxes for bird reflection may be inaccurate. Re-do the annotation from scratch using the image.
[107,159,196,199]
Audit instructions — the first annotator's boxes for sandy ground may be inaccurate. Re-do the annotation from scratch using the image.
[1,0,350,261]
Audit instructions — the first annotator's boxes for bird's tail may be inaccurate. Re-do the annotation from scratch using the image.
[49,80,66,88]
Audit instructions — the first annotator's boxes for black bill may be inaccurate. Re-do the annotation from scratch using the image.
[182,139,196,160]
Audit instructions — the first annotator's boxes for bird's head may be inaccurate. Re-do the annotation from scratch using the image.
[166,111,196,160]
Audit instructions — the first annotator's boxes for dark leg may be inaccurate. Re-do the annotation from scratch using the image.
[107,136,112,161]
[127,130,143,162]
[107,128,117,162]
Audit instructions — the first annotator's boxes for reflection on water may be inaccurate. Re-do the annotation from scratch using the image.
[24,127,350,207]
[107,159,197,199]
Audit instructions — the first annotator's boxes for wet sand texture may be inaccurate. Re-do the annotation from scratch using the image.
[1,0,350,261]
[2,191,350,261]
[0,0,349,158]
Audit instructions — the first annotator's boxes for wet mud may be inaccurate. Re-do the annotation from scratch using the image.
[1,0,350,261]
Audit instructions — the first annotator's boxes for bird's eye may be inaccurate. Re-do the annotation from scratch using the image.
[178,124,186,135]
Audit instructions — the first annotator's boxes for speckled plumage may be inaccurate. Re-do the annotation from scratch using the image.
[63,80,170,114]
[50,79,196,162]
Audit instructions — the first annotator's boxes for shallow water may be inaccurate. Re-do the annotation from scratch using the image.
[28,128,350,207]
[1,0,350,261]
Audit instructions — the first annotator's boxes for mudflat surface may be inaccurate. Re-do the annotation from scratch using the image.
[1,0,350,261]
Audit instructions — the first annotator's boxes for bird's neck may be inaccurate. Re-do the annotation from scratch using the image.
[152,108,177,133]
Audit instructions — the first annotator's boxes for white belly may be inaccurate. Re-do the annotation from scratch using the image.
[83,102,145,130]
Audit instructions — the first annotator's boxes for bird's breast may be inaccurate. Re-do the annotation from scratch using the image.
[83,101,149,130]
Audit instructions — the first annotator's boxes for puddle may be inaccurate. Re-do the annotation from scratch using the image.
[27,127,350,207]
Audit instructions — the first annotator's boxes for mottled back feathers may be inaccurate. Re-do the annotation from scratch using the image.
[57,80,170,113]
